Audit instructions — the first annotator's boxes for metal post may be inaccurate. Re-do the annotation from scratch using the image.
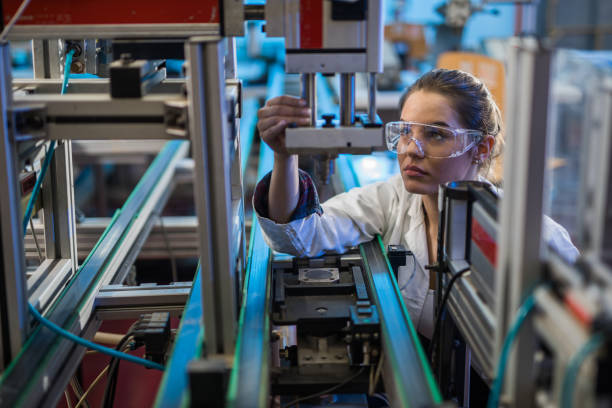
[368,72,377,123]
[31,40,61,79]
[301,73,317,125]
[497,37,550,406]
[0,42,27,367]
[186,37,238,355]
[225,37,237,80]
[339,73,355,126]
[42,140,78,273]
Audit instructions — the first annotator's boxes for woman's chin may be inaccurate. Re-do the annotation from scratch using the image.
[402,176,438,195]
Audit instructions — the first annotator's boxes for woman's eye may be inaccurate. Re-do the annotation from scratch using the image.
[425,129,446,141]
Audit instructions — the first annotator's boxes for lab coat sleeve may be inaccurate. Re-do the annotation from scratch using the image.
[254,170,392,257]
[542,215,580,263]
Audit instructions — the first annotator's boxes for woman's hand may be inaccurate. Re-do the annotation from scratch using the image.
[257,95,311,156]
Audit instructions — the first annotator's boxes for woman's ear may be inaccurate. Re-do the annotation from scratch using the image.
[476,135,494,162]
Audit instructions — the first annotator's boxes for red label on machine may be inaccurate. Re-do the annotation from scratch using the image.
[472,218,497,267]
[300,0,323,49]
[3,0,220,25]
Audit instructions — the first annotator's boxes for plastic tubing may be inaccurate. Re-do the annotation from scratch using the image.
[487,292,537,408]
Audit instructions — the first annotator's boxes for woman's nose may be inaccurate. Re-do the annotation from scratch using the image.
[399,137,425,157]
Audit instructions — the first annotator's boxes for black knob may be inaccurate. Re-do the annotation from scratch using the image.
[322,114,336,128]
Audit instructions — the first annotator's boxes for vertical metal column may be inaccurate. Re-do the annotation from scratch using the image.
[226,36,247,307]
[42,140,78,273]
[0,43,27,367]
[31,40,61,79]
[368,73,377,123]
[339,73,355,126]
[186,37,238,355]
[497,37,550,406]
[301,73,317,125]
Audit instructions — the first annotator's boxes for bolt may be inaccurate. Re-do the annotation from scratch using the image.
[335,354,344,360]
[70,60,85,74]
[321,356,327,360]
[316,307,327,314]
[304,355,312,361]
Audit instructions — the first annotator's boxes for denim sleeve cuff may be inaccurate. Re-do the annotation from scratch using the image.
[253,169,323,222]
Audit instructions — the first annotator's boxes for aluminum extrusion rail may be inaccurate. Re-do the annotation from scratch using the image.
[226,201,272,408]
[0,141,188,408]
[360,237,442,407]
[153,267,204,408]
[226,128,276,408]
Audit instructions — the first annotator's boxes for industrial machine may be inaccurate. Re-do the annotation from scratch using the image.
[0,1,610,408]
[0,1,445,407]
[430,41,612,408]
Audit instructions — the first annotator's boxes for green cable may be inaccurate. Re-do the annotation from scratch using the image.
[487,291,537,408]
[28,303,164,371]
[561,333,605,408]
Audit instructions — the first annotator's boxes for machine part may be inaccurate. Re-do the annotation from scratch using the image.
[13,93,188,140]
[3,2,221,40]
[225,133,274,408]
[112,39,187,60]
[0,43,29,367]
[186,37,240,355]
[164,101,190,138]
[96,283,191,309]
[387,245,409,280]
[0,141,188,407]
[298,267,340,284]
[133,312,172,364]
[499,37,551,406]
[285,125,383,154]
[322,113,335,128]
[9,104,47,141]
[188,357,232,408]
[109,57,167,98]
[301,73,317,125]
[244,4,265,21]
[154,268,204,408]
[222,0,246,37]
[339,73,355,126]
[360,237,442,407]
[368,72,377,123]
[331,0,366,21]
[436,180,499,382]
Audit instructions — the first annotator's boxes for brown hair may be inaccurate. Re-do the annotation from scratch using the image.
[399,68,504,180]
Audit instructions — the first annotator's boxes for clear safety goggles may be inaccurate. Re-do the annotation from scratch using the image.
[385,121,482,159]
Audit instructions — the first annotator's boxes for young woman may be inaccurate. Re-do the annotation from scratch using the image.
[253,69,577,337]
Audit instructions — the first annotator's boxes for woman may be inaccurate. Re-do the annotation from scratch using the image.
[254,69,577,337]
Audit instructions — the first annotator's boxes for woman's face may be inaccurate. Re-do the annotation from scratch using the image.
[397,90,478,195]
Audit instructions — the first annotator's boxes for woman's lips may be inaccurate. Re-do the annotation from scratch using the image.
[403,165,427,177]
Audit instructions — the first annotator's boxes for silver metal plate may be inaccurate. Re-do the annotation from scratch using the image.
[298,268,340,284]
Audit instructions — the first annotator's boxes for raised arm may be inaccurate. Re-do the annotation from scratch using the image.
[256,95,311,223]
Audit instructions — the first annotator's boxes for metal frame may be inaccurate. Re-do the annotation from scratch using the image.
[8,24,220,40]
[186,37,239,355]
[497,37,551,406]
[0,140,188,407]
[0,42,28,368]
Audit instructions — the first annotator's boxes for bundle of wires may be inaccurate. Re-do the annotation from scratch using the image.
[428,266,472,359]
[100,327,139,408]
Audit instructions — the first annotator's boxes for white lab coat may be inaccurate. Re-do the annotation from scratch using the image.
[255,173,579,337]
